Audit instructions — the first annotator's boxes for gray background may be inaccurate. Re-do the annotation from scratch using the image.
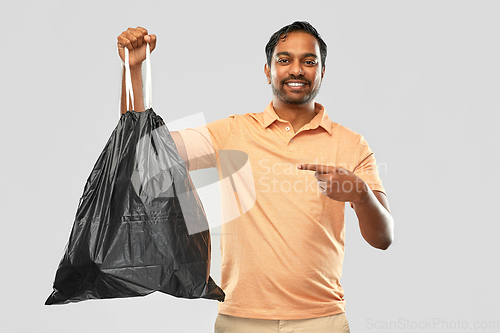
[1,0,499,332]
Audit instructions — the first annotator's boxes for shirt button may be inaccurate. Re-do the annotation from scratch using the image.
[285,126,290,131]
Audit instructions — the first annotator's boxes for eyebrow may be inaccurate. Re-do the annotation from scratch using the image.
[276,51,318,59]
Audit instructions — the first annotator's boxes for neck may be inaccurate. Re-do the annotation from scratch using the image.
[272,98,317,131]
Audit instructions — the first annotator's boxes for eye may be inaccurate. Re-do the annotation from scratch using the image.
[305,60,317,66]
[277,58,290,64]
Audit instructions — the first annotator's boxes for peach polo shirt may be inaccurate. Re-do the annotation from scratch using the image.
[177,102,385,320]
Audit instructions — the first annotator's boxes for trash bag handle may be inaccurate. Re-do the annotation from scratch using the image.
[124,43,152,111]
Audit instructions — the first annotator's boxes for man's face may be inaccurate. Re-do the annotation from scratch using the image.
[265,31,325,106]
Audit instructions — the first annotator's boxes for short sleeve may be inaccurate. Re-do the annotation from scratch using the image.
[177,117,233,171]
[353,137,385,194]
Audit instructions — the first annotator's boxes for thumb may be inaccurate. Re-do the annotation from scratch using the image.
[144,34,157,52]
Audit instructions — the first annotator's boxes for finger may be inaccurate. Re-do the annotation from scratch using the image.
[144,35,156,51]
[136,26,148,36]
[297,164,330,174]
[127,27,144,48]
[135,26,149,47]
[318,183,328,196]
[118,30,137,50]
[117,30,133,50]
[314,172,329,181]
[297,164,317,171]
[117,35,128,50]
[146,34,157,51]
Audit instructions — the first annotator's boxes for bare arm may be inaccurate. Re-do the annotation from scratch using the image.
[352,190,394,250]
[117,27,157,114]
[298,164,394,250]
[120,65,145,113]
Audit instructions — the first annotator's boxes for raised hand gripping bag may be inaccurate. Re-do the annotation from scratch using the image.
[46,43,225,305]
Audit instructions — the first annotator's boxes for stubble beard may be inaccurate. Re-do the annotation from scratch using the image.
[270,75,322,106]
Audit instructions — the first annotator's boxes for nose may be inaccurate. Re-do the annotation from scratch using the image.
[289,61,304,76]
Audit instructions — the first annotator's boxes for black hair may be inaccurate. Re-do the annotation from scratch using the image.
[265,21,327,70]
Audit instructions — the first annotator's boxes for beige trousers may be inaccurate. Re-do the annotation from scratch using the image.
[214,312,350,333]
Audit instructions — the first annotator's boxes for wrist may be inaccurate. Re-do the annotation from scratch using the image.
[351,178,370,205]
[129,63,142,71]
[121,60,142,71]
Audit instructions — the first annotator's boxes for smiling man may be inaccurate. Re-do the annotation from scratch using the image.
[118,21,394,333]
[266,30,325,113]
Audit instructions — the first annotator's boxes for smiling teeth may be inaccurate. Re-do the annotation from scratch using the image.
[287,83,305,86]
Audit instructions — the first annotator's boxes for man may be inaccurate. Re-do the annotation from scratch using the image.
[117,21,394,333]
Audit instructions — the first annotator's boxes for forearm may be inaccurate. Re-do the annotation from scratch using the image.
[352,189,394,250]
[120,65,145,114]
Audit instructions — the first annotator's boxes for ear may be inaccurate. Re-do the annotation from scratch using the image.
[264,63,271,84]
[321,65,326,79]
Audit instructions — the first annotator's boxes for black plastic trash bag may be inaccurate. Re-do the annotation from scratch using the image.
[46,108,225,305]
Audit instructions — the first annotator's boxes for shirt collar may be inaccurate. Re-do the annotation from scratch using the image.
[262,101,333,135]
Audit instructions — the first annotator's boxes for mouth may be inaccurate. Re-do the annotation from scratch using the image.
[284,80,308,90]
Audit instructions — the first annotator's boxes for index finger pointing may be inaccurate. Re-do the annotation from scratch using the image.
[297,164,330,173]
